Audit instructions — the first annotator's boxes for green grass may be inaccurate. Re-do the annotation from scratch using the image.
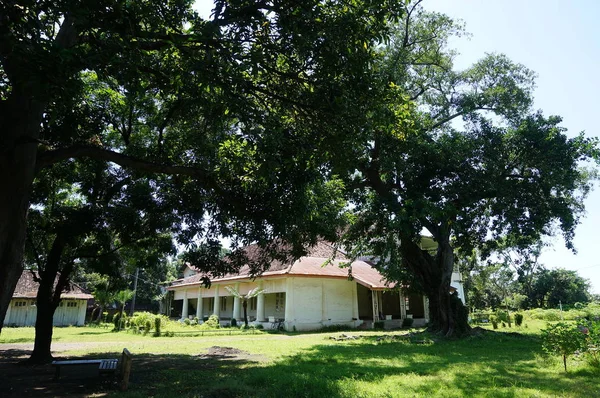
[2,323,599,397]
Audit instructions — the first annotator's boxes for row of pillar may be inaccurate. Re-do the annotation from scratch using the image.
[181,282,266,322]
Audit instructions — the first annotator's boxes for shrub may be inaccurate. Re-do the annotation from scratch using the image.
[183,318,191,325]
[231,318,237,327]
[541,322,588,372]
[255,323,264,330]
[515,313,524,327]
[579,318,600,370]
[402,317,414,328]
[130,312,156,331]
[199,314,220,329]
[374,321,384,330]
[490,316,498,330]
[113,313,128,330]
[153,317,162,337]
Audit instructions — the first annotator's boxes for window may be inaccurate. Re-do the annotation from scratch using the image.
[250,297,257,311]
[275,293,285,312]
[220,297,227,311]
[14,301,27,307]
[67,302,77,308]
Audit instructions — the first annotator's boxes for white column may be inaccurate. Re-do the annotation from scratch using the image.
[284,277,294,330]
[182,289,189,319]
[399,291,407,318]
[213,285,220,317]
[371,289,378,326]
[423,296,430,322]
[352,283,359,322]
[196,288,203,320]
[232,283,241,320]
[256,281,265,322]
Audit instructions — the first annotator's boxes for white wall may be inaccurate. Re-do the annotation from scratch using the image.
[285,277,358,331]
[4,299,88,327]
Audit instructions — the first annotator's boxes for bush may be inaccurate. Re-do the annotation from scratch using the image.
[153,317,162,337]
[255,323,264,330]
[113,312,128,330]
[402,317,414,328]
[374,321,384,330]
[199,314,220,329]
[541,322,588,372]
[130,312,156,331]
[579,318,600,370]
[231,318,237,327]
[183,318,191,325]
[490,316,498,330]
[515,313,524,327]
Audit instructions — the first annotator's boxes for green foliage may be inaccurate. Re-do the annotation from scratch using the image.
[199,315,221,330]
[490,316,499,330]
[374,321,385,330]
[336,1,599,336]
[130,312,156,331]
[541,322,588,372]
[112,313,128,330]
[230,318,237,328]
[515,313,524,327]
[153,317,162,337]
[402,318,414,328]
[578,318,600,370]
[183,318,191,326]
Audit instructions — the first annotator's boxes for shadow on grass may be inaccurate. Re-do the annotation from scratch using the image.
[3,331,599,397]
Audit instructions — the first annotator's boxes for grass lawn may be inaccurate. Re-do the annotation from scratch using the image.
[1,323,599,397]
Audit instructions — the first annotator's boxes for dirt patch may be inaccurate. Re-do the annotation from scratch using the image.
[199,346,268,362]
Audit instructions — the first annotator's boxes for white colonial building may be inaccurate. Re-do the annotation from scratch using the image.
[168,241,465,331]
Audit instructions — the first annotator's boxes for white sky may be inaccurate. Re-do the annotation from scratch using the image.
[194,0,600,293]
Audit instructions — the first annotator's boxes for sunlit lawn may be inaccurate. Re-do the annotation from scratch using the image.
[1,321,599,397]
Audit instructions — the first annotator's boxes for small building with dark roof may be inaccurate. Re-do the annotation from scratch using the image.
[3,271,93,327]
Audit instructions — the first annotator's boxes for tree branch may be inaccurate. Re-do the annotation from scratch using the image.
[36,145,217,187]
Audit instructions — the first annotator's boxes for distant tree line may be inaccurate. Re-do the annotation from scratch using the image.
[464,245,592,310]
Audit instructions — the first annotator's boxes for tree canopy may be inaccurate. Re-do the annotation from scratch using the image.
[0,0,407,337]
[334,2,599,336]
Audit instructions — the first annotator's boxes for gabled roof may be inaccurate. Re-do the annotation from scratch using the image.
[13,271,93,300]
[169,241,395,290]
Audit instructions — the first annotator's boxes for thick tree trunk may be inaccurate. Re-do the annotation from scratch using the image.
[29,290,59,364]
[243,301,248,327]
[0,14,77,334]
[28,234,70,363]
[0,91,45,333]
[400,234,470,338]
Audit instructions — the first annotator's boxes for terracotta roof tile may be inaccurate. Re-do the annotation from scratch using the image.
[170,241,393,290]
[14,271,93,300]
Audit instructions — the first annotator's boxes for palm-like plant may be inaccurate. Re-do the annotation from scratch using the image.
[92,286,115,322]
[114,289,134,330]
[224,286,265,327]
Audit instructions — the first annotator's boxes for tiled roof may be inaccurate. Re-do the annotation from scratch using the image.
[170,241,393,290]
[13,271,93,300]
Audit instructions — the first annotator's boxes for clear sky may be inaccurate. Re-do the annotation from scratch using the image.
[194,0,600,293]
[423,0,600,293]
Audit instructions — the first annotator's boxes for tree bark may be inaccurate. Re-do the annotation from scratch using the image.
[243,300,248,327]
[399,234,470,337]
[28,233,70,363]
[0,91,45,334]
[0,15,78,333]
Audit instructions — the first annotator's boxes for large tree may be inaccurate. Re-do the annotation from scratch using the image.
[26,152,178,362]
[336,3,599,336]
[0,0,405,332]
